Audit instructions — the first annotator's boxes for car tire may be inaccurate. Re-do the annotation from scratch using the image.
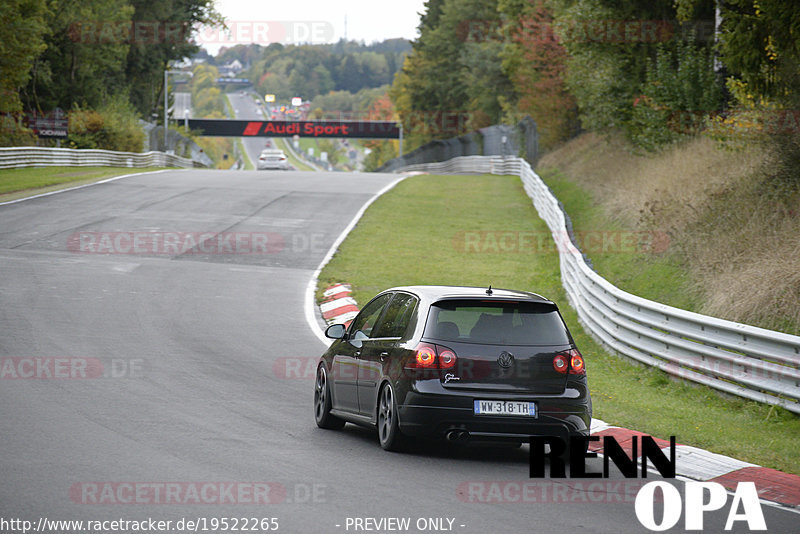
[314,365,345,430]
[377,383,406,451]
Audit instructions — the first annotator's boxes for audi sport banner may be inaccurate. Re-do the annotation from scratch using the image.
[180,119,400,139]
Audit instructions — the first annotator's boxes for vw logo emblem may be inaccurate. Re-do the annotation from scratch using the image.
[498,351,514,368]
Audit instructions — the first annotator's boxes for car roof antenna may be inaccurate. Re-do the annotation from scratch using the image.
[486,285,493,296]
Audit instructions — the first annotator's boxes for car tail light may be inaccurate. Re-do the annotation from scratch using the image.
[553,349,585,375]
[553,354,568,374]
[569,350,585,374]
[408,343,457,370]
[438,348,457,369]
[414,344,437,367]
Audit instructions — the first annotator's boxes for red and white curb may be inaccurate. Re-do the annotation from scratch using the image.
[303,174,409,346]
[590,419,800,510]
[320,284,360,327]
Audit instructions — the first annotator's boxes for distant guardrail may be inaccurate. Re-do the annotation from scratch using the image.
[398,155,800,414]
[377,116,539,172]
[0,147,206,169]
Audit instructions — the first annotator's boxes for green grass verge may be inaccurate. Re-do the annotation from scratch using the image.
[0,166,169,201]
[276,138,315,171]
[236,138,254,170]
[297,137,318,154]
[317,173,800,474]
[224,94,234,118]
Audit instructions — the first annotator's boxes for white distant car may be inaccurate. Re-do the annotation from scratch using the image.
[257,149,290,170]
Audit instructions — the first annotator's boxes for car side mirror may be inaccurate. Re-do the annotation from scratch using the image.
[325,324,347,339]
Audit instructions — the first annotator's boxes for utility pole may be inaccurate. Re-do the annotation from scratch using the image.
[163,69,193,151]
[164,70,168,149]
[398,124,403,157]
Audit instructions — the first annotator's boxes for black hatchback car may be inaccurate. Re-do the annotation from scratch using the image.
[314,285,591,451]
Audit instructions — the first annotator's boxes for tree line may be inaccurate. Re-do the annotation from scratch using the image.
[238,39,410,103]
[1,0,219,148]
[391,0,800,154]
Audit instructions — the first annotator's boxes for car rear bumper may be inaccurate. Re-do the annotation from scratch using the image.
[396,382,591,441]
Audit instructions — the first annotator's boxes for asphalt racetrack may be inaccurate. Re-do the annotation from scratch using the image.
[1,169,797,533]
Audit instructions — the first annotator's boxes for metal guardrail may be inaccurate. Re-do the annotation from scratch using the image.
[399,156,800,414]
[0,147,206,169]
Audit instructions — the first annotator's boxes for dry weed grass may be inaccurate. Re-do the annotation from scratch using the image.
[538,131,799,333]
[539,132,767,229]
[685,174,800,330]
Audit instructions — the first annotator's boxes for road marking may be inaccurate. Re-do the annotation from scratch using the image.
[0,169,175,206]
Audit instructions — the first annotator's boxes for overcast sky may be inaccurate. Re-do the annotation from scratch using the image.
[202,0,427,54]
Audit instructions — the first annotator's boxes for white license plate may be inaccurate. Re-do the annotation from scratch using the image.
[474,400,536,417]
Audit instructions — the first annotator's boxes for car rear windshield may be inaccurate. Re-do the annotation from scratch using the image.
[425,299,571,346]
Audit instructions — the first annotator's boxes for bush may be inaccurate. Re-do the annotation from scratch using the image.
[67,97,144,152]
[0,115,38,146]
[627,39,721,151]
[362,140,397,171]
[95,97,144,152]
[67,109,105,149]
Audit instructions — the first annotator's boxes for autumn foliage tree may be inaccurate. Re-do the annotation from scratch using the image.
[362,93,398,171]
[501,0,577,149]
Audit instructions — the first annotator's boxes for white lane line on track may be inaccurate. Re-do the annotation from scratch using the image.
[304,174,411,346]
[0,169,177,206]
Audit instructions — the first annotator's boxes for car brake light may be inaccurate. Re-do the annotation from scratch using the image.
[569,349,585,374]
[553,349,585,375]
[415,344,436,367]
[409,343,457,369]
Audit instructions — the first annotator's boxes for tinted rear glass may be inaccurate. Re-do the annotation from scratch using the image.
[425,300,571,346]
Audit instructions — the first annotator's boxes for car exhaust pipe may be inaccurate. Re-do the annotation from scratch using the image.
[445,429,469,442]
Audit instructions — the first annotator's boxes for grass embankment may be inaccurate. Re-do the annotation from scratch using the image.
[194,137,237,169]
[236,138,254,170]
[297,137,318,154]
[276,138,315,171]
[0,166,168,202]
[538,132,800,334]
[317,173,799,474]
